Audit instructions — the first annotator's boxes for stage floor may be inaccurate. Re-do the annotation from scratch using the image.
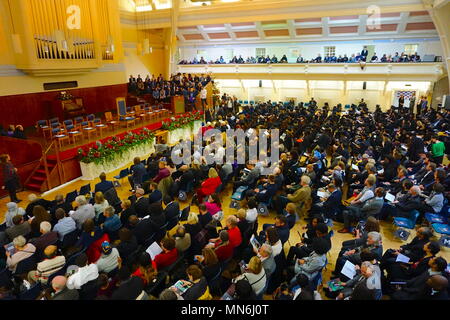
[28,114,171,157]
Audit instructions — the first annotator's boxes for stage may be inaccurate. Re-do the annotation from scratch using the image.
[22,111,203,193]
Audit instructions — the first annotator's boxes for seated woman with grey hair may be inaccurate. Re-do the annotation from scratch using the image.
[6,235,36,273]
[332,231,383,279]
[71,195,95,229]
[257,244,276,279]
[101,206,122,239]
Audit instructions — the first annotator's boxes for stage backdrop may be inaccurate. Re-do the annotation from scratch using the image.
[0,84,127,128]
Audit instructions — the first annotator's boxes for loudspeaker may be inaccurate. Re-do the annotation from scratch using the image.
[363,82,367,90]
[259,80,262,88]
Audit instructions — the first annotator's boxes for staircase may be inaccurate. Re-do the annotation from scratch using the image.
[24,140,63,194]
[25,157,58,192]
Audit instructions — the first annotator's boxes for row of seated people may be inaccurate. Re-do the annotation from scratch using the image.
[1,136,447,300]
[0,125,26,140]
[179,51,424,65]
[0,95,449,299]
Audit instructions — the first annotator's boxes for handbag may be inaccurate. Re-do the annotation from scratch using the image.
[194,228,210,248]
[178,191,187,202]
[257,203,269,217]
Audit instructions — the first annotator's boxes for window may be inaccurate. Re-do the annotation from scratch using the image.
[404,44,418,55]
[324,46,335,57]
[223,49,234,61]
[256,48,266,57]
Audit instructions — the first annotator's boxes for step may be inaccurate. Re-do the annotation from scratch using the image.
[25,183,42,191]
[36,169,47,175]
[31,176,46,182]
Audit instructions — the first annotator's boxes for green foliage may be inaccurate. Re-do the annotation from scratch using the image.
[78,128,155,165]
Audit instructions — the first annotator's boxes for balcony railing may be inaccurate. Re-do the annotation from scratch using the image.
[176,62,446,82]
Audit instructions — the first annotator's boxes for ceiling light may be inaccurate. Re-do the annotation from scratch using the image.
[221,0,240,2]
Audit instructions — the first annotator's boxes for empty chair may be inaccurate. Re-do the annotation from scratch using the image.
[79,183,91,196]
[49,117,59,125]
[87,114,95,122]
[105,112,118,131]
[103,187,121,207]
[37,120,51,139]
[65,190,78,205]
[114,168,130,184]
[74,116,84,125]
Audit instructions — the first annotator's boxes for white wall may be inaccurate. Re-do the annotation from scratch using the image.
[180,39,443,63]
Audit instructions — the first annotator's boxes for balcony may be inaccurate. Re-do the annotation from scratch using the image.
[176,62,446,82]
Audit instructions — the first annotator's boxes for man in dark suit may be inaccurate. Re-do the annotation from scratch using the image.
[310,184,342,219]
[163,195,180,222]
[398,95,405,111]
[129,215,155,244]
[94,172,114,194]
[148,182,162,204]
[407,134,425,162]
[111,266,145,300]
[128,157,146,191]
[360,46,369,60]
[321,184,343,218]
[49,194,72,221]
[416,163,436,188]
[131,188,149,218]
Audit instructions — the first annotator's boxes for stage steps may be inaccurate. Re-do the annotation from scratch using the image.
[24,157,58,192]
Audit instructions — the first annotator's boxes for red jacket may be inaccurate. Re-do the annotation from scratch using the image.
[87,233,110,263]
[214,242,234,261]
[227,226,242,248]
[200,177,221,196]
[154,248,178,270]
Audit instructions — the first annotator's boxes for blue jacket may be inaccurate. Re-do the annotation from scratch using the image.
[322,189,343,217]
[94,180,114,194]
[131,163,146,185]
[103,215,122,233]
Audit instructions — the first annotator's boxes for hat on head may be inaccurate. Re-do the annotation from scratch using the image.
[102,241,112,255]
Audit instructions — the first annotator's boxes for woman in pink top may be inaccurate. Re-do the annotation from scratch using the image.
[204,194,222,216]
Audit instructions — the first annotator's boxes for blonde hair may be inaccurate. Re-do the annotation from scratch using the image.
[248,256,263,274]
[367,174,376,186]
[236,209,246,220]
[208,168,219,178]
[95,192,105,204]
[122,199,131,209]
[187,212,199,224]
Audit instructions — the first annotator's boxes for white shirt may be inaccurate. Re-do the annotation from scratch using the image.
[200,88,207,99]
[246,208,258,223]
[96,248,120,273]
[271,240,283,257]
[67,264,99,290]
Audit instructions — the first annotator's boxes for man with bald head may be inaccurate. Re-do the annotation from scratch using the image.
[421,275,449,300]
[51,276,79,300]
[28,245,66,284]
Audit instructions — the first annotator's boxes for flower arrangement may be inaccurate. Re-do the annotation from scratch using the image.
[57,91,74,101]
[77,127,155,165]
[161,111,203,131]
